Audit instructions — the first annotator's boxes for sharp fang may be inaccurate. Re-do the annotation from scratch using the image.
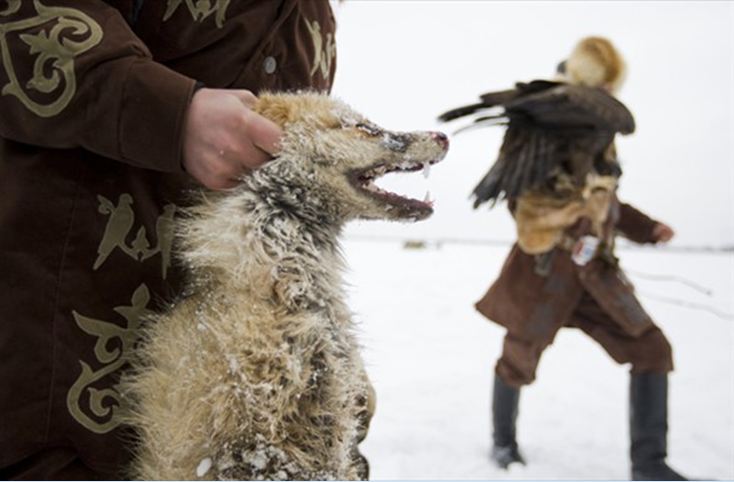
[423,162,431,179]
[423,190,431,203]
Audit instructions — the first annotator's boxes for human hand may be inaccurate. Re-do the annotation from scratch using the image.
[182,88,282,190]
[652,223,675,243]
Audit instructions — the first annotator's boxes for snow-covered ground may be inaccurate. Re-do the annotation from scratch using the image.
[341,239,734,480]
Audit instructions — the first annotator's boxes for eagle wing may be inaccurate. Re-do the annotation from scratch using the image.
[504,81,635,133]
[438,81,635,208]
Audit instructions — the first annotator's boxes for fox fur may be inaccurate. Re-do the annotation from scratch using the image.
[120,92,446,480]
[565,36,627,93]
[515,174,617,254]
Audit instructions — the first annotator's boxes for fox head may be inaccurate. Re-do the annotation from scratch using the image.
[249,92,448,225]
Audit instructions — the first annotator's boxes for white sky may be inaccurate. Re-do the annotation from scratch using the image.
[331,1,734,248]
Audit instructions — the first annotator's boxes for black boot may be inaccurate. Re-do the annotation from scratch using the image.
[491,375,525,469]
[630,372,687,480]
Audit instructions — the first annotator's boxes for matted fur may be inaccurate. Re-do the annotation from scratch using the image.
[120,93,445,480]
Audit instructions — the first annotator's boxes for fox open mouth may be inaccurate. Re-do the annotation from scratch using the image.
[350,157,444,219]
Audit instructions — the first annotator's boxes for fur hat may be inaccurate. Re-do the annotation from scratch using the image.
[562,36,627,93]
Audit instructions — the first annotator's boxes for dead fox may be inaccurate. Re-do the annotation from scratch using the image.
[121,92,448,480]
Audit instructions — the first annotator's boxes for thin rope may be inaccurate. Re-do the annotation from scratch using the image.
[638,291,734,321]
[625,269,714,296]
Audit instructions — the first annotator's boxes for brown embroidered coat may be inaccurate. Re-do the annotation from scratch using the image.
[0,0,335,477]
[476,198,662,341]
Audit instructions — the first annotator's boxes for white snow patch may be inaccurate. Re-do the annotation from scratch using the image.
[249,450,268,471]
[227,354,240,374]
[381,133,407,151]
[196,457,212,478]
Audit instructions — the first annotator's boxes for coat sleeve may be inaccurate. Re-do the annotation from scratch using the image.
[0,0,197,172]
[616,202,659,244]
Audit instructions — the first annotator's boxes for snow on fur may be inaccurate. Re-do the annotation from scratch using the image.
[120,92,447,480]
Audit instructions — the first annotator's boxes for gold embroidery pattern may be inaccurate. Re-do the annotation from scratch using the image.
[0,0,103,117]
[94,194,176,279]
[0,1,21,17]
[67,194,177,433]
[305,18,335,81]
[66,284,151,434]
[163,0,231,29]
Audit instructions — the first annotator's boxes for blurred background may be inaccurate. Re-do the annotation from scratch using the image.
[328,1,734,479]
[333,0,733,248]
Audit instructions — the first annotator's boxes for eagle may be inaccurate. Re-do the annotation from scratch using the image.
[438,37,635,209]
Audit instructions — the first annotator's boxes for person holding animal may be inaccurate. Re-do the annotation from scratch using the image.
[0,1,342,479]
[123,92,449,480]
[439,37,686,480]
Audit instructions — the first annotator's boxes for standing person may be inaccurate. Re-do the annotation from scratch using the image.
[440,37,687,480]
[0,1,338,479]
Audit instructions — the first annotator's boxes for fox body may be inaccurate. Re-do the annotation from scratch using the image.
[121,93,447,480]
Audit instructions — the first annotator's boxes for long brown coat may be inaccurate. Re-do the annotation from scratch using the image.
[0,0,335,477]
[476,198,661,341]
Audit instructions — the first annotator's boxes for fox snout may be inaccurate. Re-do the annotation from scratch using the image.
[430,131,450,151]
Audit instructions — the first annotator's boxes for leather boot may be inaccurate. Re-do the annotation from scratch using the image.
[630,372,687,480]
[491,375,525,469]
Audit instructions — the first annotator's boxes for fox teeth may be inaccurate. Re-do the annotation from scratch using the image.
[423,190,431,203]
[422,162,431,179]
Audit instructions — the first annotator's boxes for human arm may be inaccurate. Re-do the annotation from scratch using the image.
[0,1,281,187]
[0,1,198,172]
[617,203,674,244]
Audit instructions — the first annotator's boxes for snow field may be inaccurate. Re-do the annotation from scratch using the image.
[342,240,734,479]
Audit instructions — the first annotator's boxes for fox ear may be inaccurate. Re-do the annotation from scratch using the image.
[253,93,295,128]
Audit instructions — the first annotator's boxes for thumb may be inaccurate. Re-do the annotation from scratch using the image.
[230,89,258,108]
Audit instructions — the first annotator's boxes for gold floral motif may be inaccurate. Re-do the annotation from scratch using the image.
[66,284,151,434]
[94,194,176,279]
[305,18,336,82]
[163,0,231,29]
[0,0,103,117]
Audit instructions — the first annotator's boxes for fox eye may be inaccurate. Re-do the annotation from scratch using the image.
[355,123,381,137]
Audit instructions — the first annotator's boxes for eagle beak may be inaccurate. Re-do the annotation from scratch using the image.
[556,60,567,75]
